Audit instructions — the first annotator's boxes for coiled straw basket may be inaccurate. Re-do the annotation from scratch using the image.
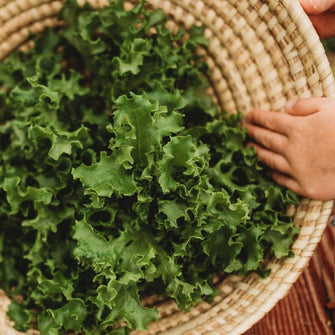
[0,0,334,334]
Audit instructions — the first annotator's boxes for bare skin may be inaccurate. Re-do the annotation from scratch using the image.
[300,0,335,38]
[246,0,335,201]
[246,99,335,200]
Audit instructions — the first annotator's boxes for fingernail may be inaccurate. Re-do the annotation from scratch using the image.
[302,0,319,12]
[305,0,318,11]
[285,99,297,111]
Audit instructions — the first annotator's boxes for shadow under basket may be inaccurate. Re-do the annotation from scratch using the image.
[0,0,334,334]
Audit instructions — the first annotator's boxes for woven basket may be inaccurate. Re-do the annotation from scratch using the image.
[0,0,334,334]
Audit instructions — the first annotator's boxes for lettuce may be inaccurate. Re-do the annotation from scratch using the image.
[0,0,299,334]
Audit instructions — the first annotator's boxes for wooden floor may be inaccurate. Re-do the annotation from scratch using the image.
[245,49,335,335]
[0,217,334,335]
[245,220,335,335]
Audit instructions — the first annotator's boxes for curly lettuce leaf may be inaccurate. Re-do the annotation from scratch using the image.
[0,1,300,334]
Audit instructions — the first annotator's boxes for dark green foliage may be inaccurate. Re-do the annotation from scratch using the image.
[0,1,299,334]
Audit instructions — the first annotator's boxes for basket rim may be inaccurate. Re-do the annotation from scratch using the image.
[0,1,334,335]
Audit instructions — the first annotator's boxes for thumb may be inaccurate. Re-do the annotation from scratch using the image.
[309,13,335,38]
[285,97,327,116]
[299,0,335,14]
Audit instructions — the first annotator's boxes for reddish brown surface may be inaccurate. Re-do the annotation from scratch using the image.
[245,222,335,335]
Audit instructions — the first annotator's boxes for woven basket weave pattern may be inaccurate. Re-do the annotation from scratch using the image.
[0,1,334,334]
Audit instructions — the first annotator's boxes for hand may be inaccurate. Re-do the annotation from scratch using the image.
[299,0,335,38]
[246,98,335,200]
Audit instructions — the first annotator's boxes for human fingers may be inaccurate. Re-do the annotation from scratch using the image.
[308,13,335,38]
[270,171,302,196]
[246,124,288,154]
[285,97,332,116]
[248,142,291,175]
[246,109,292,135]
[299,0,335,14]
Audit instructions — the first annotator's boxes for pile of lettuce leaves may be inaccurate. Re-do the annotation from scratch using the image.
[0,0,299,334]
